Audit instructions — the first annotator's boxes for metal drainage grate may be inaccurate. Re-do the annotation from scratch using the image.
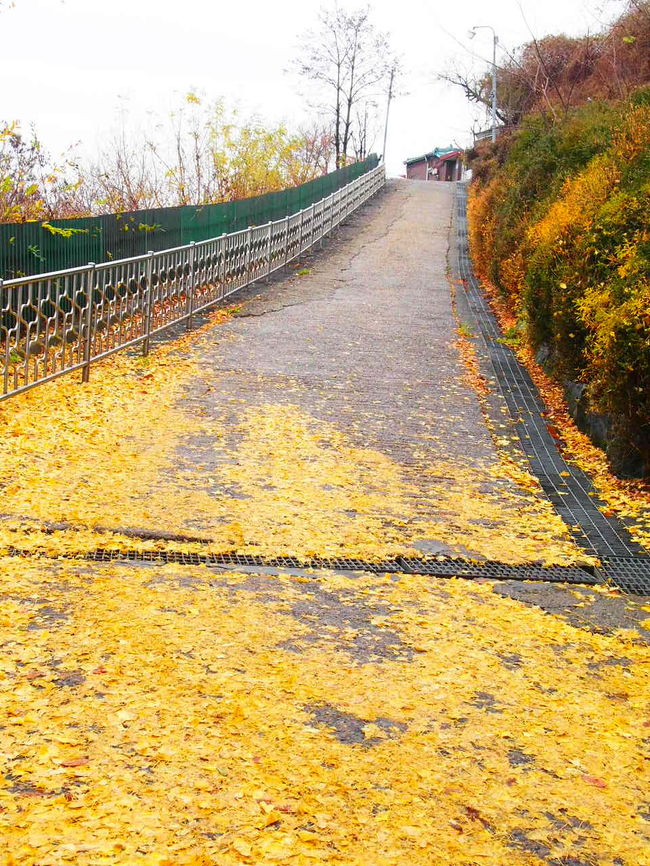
[596,557,650,595]
[395,557,597,583]
[8,547,602,587]
[209,553,405,574]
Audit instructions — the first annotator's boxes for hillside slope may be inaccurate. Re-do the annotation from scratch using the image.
[467,87,650,477]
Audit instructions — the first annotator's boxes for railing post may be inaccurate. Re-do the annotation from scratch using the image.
[13,285,23,358]
[266,222,272,280]
[2,279,9,396]
[142,251,154,356]
[246,226,253,284]
[186,242,196,332]
[299,208,305,253]
[219,233,228,300]
[284,214,290,266]
[81,263,96,383]
[310,203,315,248]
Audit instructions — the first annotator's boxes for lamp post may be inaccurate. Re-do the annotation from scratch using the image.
[469,25,498,143]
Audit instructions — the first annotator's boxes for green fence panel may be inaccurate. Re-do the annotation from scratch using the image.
[0,155,378,279]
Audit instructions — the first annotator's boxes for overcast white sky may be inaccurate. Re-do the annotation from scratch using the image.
[1,0,625,178]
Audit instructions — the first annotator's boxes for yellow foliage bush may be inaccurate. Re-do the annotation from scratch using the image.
[466,90,650,474]
[527,154,619,249]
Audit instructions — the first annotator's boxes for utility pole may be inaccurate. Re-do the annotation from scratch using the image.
[381,66,395,164]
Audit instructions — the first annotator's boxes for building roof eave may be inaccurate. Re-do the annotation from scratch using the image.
[404,146,462,166]
[404,152,436,166]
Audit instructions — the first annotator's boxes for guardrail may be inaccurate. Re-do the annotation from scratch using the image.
[0,164,385,401]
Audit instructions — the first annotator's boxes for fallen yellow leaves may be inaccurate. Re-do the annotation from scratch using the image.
[0,558,648,864]
[194,401,586,563]
[2,175,644,866]
[0,322,586,565]
[0,310,231,557]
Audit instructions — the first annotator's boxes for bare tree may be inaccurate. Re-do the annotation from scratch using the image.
[0,123,84,221]
[71,97,337,215]
[296,5,395,167]
[350,100,381,160]
[293,121,335,176]
[440,0,650,129]
[81,127,165,213]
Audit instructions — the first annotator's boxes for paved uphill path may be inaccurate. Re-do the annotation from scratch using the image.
[1,179,650,865]
[163,180,587,568]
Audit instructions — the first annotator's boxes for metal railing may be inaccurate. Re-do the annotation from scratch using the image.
[0,164,385,401]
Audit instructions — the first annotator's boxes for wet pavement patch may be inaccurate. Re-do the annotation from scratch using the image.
[306,703,406,746]
[543,811,593,832]
[282,582,412,664]
[5,777,63,798]
[509,827,592,865]
[492,581,650,640]
[586,655,631,671]
[26,603,70,629]
[52,668,86,688]
[498,651,523,670]
[469,691,502,713]
[508,749,535,767]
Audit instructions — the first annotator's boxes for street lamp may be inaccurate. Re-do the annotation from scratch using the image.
[469,25,498,143]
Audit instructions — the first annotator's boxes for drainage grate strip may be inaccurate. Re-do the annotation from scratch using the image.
[8,546,605,586]
[396,557,597,582]
[596,557,650,595]
[453,185,645,561]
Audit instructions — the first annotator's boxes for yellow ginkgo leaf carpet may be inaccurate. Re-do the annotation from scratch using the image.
[0,558,648,865]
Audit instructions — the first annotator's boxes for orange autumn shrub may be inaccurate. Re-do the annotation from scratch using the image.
[466,176,500,285]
